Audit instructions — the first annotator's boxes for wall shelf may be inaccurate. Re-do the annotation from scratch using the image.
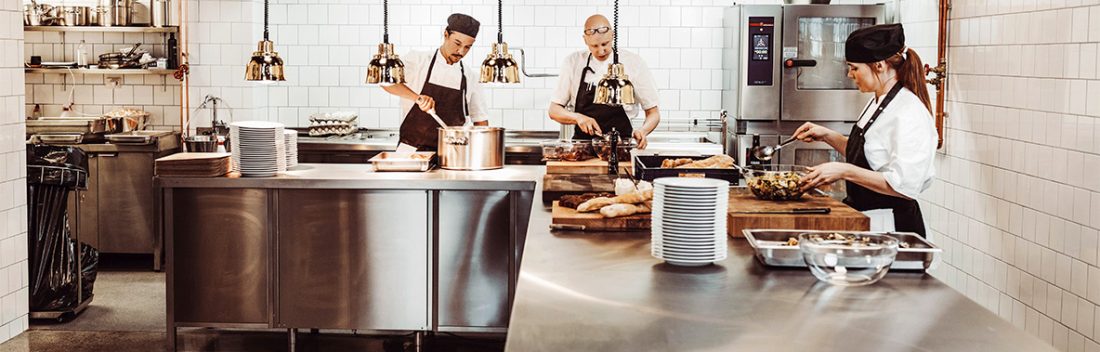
[25,68,176,75]
[24,26,179,33]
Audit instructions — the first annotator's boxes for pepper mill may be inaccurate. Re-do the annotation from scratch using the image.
[607,128,620,176]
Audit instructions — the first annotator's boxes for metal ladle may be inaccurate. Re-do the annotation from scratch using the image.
[752,136,799,162]
[426,109,449,129]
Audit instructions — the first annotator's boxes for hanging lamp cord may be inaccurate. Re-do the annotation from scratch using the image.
[263,0,270,40]
[613,0,619,64]
[498,0,504,44]
[383,0,390,43]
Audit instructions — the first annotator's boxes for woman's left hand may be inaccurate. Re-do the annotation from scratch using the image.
[801,162,851,192]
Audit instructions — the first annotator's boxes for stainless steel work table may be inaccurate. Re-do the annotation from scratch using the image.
[158,164,542,351]
[505,191,1057,351]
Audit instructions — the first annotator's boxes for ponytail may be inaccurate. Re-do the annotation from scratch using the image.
[884,48,933,116]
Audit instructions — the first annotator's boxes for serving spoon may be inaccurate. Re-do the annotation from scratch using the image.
[752,136,799,162]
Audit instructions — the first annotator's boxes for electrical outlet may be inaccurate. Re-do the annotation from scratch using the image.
[105,76,123,88]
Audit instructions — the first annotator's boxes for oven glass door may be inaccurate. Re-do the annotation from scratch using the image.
[781,5,883,122]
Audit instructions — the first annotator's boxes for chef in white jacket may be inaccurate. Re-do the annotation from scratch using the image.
[796,24,938,236]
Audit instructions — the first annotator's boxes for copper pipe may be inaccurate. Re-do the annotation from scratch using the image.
[179,0,189,137]
[934,0,950,149]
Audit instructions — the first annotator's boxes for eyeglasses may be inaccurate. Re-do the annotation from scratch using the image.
[584,26,611,36]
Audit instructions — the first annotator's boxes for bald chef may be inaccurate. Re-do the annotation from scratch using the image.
[381,13,489,151]
[548,14,661,148]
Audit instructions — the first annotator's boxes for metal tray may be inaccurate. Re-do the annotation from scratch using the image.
[106,130,174,145]
[742,229,942,271]
[32,133,84,145]
[368,151,435,172]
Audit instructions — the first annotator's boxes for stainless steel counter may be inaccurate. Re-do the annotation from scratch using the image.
[157,163,542,190]
[505,190,1057,351]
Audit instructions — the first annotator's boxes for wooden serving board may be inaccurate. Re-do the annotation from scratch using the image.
[551,201,651,231]
[726,188,869,238]
[546,159,632,175]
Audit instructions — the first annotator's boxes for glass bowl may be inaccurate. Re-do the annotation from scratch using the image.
[743,164,809,200]
[798,232,899,286]
[592,138,637,162]
[540,140,594,162]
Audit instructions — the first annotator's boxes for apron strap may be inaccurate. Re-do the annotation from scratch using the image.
[424,51,469,118]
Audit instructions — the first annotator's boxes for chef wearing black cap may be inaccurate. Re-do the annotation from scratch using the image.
[382,13,489,151]
[796,24,937,236]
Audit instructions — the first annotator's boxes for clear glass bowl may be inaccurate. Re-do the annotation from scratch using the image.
[540,140,594,162]
[743,164,810,201]
[798,232,899,286]
[592,138,637,162]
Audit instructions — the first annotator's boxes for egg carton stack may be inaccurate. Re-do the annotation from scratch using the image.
[308,112,359,137]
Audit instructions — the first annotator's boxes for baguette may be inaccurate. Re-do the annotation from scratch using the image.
[600,203,639,218]
[612,189,654,204]
[577,197,616,212]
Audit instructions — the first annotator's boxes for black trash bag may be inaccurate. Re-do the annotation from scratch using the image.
[80,243,98,301]
[26,145,97,313]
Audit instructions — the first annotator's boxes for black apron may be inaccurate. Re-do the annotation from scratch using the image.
[843,84,927,237]
[399,53,469,151]
[571,54,633,140]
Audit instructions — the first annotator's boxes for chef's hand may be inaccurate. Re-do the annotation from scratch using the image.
[801,162,850,192]
[576,115,602,136]
[632,130,648,149]
[415,95,436,112]
[793,122,836,143]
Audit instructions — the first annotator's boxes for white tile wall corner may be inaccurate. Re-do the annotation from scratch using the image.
[1,0,29,345]
[912,0,1100,351]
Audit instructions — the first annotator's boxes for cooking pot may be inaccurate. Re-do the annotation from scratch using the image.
[437,126,504,170]
[24,4,42,26]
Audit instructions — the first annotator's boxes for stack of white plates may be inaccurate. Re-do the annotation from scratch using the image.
[283,130,299,168]
[651,177,730,267]
[229,121,286,177]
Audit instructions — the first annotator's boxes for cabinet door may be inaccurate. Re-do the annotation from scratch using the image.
[97,153,155,254]
[277,190,430,330]
[66,156,99,248]
[437,190,513,330]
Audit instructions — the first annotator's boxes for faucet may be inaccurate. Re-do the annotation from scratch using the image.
[197,95,229,137]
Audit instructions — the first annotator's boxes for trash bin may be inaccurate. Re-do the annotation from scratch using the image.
[27,145,98,317]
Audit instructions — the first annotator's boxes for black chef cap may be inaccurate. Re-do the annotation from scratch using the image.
[446,13,480,38]
[845,24,905,63]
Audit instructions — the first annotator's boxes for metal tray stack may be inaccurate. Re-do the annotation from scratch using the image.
[742,229,942,271]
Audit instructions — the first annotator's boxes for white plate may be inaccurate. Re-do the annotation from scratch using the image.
[654,177,730,188]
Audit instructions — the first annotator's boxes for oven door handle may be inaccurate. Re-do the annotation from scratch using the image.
[784,59,818,68]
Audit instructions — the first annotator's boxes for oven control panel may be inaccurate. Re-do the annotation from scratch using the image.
[746,16,774,86]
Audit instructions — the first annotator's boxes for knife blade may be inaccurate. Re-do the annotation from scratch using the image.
[734,207,831,215]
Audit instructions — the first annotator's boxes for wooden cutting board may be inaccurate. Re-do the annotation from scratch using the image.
[551,201,651,231]
[546,159,632,175]
[726,188,868,238]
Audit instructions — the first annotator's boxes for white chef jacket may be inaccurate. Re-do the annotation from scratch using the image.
[399,49,488,122]
[855,86,937,200]
[550,49,659,118]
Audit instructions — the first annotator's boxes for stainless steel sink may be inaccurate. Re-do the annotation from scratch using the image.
[647,132,715,144]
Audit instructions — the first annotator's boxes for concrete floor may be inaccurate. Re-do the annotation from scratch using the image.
[0,257,504,352]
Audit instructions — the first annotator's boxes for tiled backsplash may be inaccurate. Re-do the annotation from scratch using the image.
[1,0,29,345]
[916,0,1100,351]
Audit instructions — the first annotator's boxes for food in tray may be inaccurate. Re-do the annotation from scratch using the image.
[659,155,736,169]
[746,170,804,200]
[559,193,614,209]
[777,233,911,248]
[541,140,595,161]
[104,107,148,118]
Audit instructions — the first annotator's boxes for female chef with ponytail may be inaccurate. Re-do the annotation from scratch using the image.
[795,24,938,236]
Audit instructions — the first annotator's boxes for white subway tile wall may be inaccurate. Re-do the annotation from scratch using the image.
[249,0,735,130]
[912,0,1100,351]
[1,0,29,345]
